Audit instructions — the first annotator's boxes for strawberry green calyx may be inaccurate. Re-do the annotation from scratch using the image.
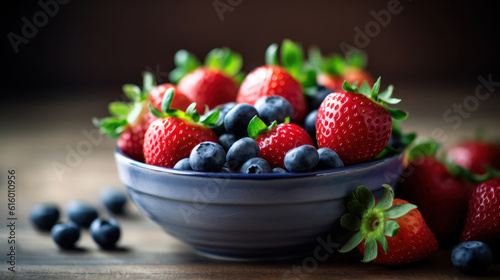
[149,88,220,126]
[265,39,317,89]
[339,185,417,263]
[308,47,346,76]
[405,139,440,162]
[169,48,244,84]
[342,77,408,121]
[94,71,156,138]
[247,116,291,139]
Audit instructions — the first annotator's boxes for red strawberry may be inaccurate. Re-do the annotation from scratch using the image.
[149,83,192,111]
[316,78,406,165]
[247,116,314,169]
[317,74,344,91]
[95,72,158,162]
[461,178,500,242]
[398,140,473,239]
[237,40,312,123]
[170,48,242,113]
[340,185,439,265]
[143,88,219,168]
[447,140,500,175]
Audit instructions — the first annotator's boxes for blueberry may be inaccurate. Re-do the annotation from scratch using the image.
[284,145,319,172]
[309,86,332,110]
[219,133,238,152]
[30,203,60,231]
[240,157,272,174]
[304,110,318,141]
[452,241,493,275]
[254,95,294,125]
[226,137,260,171]
[210,102,237,136]
[51,222,80,249]
[100,188,127,215]
[189,141,226,172]
[272,167,287,173]
[90,218,121,249]
[173,158,192,170]
[220,166,233,173]
[224,104,259,136]
[66,201,98,228]
[316,148,344,170]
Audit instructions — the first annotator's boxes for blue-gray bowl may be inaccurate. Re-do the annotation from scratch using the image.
[115,148,404,260]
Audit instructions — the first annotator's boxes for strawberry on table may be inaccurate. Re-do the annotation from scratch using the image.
[94,72,158,162]
[143,88,219,168]
[247,116,314,169]
[170,48,243,113]
[237,40,310,123]
[461,178,500,242]
[340,185,439,265]
[398,140,473,239]
[316,78,407,165]
[447,137,500,175]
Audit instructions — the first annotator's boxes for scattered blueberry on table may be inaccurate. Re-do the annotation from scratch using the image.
[451,241,493,275]
[66,201,99,228]
[90,218,121,250]
[30,203,60,231]
[51,222,80,249]
[100,188,127,215]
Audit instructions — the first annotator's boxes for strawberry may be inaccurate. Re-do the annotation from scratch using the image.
[398,140,474,239]
[461,178,500,242]
[340,185,439,265]
[170,48,243,113]
[143,88,219,168]
[316,78,407,165]
[447,139,500,175]
[309,48,373,90]
[247,116,314,169]
[94,72,158,162]
[237,40,311,123]
[149,83,193,111]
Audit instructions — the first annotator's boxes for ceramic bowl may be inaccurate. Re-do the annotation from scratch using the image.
[115,148,404,260]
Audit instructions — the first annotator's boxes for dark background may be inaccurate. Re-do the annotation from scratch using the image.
[1,0,499,97]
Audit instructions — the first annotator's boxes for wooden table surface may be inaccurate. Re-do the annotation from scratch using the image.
[1,83,500,279]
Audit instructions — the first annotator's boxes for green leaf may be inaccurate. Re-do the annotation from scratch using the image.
[308,47,323,69]
[339,231,365,253]
[94,117,127,139]
[148,102,164,119]
[370,77,381,99]
[385,204,417,219]
[356,186,375,210]
[362,237,378,263]
[265,43,279,66]
[342,80,358,93]
[386,108,408,120]
[284,117,291,124]
[234,72,246,84]
[347,197,366,217]
[375,234,388,255]
[161,88,175,113]
[359,81,372,98]
[346,50,367,69]
[341,213,362,231]
[200,108,220,125]
[174,49,201,72]
[400,132,417,147]
[122,84,141,101]
[109,102,131,118]
[248,116,269,139]
[377,85,393,100]
[375,184,394,210]
[142,71,155,94]
[383,220,400,237]
[406,139,439,161]
[281,39,303,78]
[374,145,401,160]
[169,68,187,84]
[326,55,345,76]
[298,65,317,88]
[184,103,200,122]
[486,166,500,178]
[222,50,243,76]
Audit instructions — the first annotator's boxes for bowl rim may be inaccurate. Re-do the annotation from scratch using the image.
[115,148,404,181]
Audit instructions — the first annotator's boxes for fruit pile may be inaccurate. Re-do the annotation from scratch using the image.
[96,40,409,173]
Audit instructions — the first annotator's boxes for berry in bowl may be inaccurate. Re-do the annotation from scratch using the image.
[97,43,410,260]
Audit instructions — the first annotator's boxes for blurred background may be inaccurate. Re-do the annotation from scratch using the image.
[1,0,499,220]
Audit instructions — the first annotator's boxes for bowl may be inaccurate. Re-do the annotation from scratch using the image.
[115,148,404,261]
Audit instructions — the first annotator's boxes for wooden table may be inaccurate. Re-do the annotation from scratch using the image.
[1,83,500,279]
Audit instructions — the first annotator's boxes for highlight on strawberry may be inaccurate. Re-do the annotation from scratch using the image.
[170,48,244,113]
[237,39,310,123]
[143,88,220,168]
[339,185,439,265]
[316,78,408,165]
